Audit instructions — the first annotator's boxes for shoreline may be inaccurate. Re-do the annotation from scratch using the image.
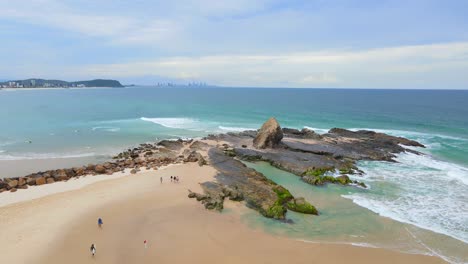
[0,163,445,264]
[0,123,464,263]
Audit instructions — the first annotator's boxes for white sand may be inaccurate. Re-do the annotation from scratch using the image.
[0,169,135,207]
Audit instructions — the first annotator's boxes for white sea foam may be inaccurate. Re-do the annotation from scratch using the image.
[350,242,379,248]
[349,128,468,142]
[343,152,468,245]
[303,126,329,134]
[140,117,200,129]
[91,126,121,132]
[218,126,256,132]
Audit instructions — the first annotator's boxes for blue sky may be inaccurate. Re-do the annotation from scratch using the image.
[1,0,467,88]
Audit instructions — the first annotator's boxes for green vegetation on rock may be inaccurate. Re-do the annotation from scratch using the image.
[273,185,294,204]
[286,198,318,215]
[303,167,334,177]
[264,203,287,219]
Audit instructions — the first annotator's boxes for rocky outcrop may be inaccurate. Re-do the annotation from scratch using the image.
[282,128,322,140]
[189,141,210,151]
[253,117,283,149]
[190,148,318,220]
[286,197,318,215]
[235,147,348,176]
[157,139,184,151]
[1,119,422,224]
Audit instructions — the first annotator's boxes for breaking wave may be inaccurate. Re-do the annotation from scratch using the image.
[218,126,256,132]
[140,117,201,130]
[343,151,468,244]
[91,126,121,132]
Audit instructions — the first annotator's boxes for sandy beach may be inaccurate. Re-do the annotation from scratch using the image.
[0,162,444,264]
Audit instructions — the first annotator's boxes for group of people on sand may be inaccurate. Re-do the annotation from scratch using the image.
[170,176,180,183]
[159,175,181,183]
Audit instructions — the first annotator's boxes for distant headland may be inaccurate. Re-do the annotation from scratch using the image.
[0,78,123,88]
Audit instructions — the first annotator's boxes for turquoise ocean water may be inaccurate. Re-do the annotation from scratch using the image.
[0,87,467,262]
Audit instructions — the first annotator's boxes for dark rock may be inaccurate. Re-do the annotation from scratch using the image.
[10,188,17,192]
[282,128,322,140]
[0,179,8,189]
[235,147,343,176]
[197,156,207,166]
[206,148,314,219]
[253,117,283,149]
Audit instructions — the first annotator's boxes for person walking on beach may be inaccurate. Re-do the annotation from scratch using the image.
[160,176,163,184]
[98,218,103,228]
[90,243,96,256]
[170,176,173,182]
[144,240,148,249]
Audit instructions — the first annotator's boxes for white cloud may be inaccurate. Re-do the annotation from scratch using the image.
[299,73,339,84]
[65,41,468,88]
[0,0,178,45]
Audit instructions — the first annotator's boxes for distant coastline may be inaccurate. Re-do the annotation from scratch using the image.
[0,78,123,88]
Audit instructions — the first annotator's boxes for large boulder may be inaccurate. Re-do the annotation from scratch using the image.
[17,178,26,186]
[253,117,283,149]
[8,180,19,189]
[36,177,46,185]
[94,165,106,174]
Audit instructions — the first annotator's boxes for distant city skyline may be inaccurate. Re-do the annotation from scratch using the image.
[1,0,467,89]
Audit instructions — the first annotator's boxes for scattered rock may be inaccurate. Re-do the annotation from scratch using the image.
[8,180,18,189]
[94,165,106,174]
[36,177,46,185]
[26,177,36,186]
[18,178,26,186]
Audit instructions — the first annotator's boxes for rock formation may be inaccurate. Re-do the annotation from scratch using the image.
[1,118,426,223]
[253,117,283,149]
